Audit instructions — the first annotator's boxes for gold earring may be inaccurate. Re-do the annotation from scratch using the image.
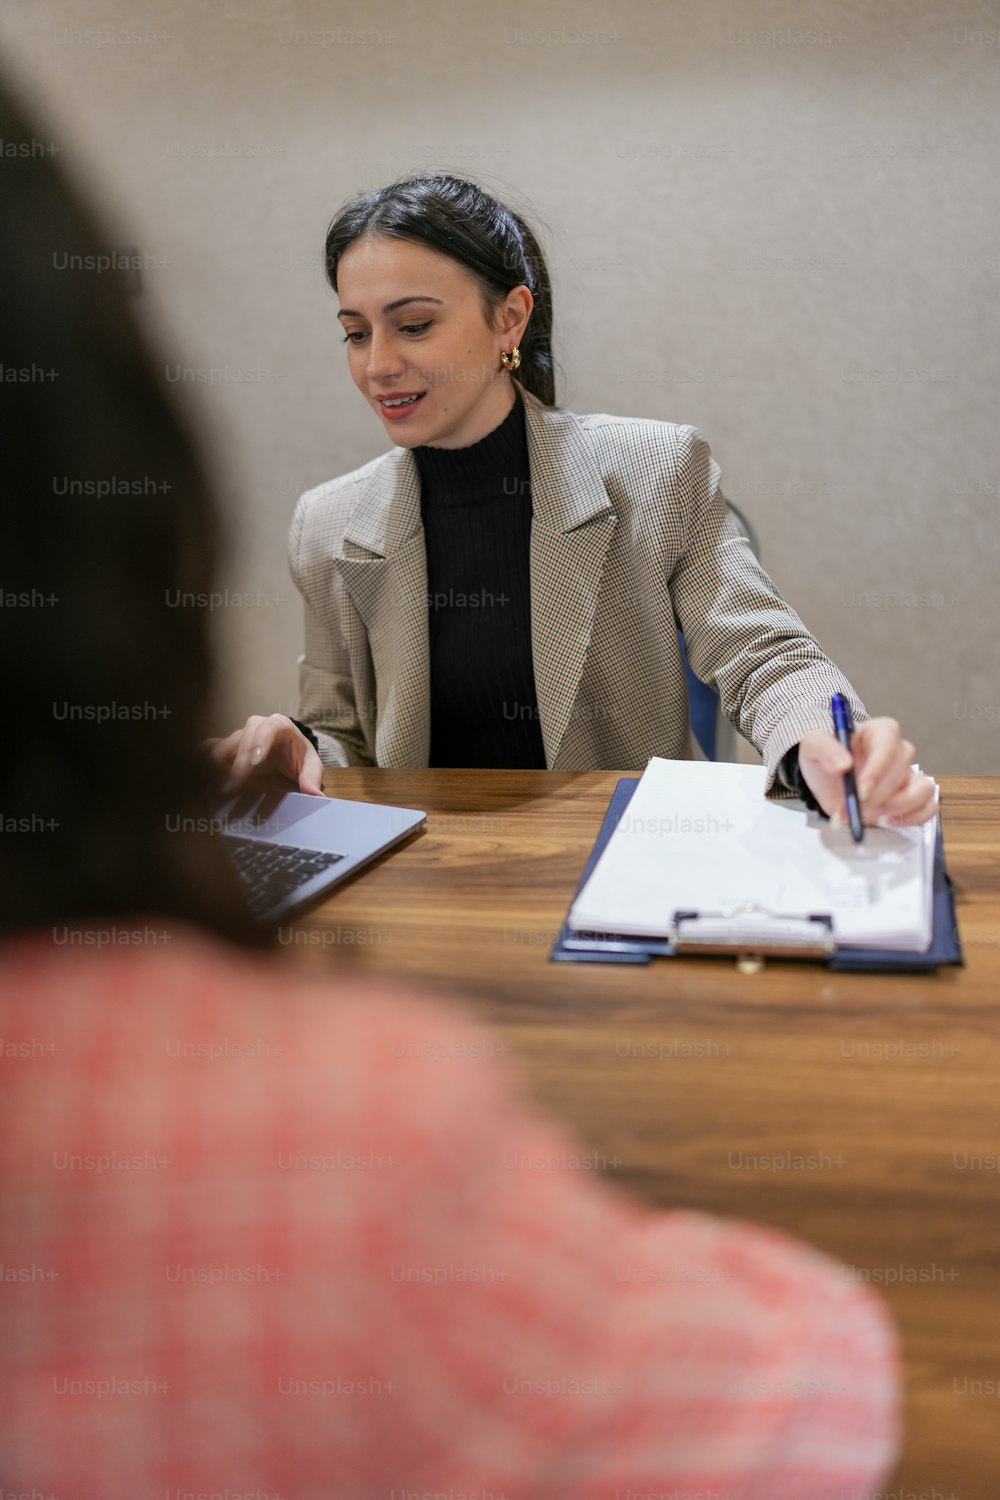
[500,345,521,372]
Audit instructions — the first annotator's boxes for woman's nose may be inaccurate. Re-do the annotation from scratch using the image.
[366,331,404,380]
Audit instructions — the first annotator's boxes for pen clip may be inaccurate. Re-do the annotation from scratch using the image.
[831,692,854,737]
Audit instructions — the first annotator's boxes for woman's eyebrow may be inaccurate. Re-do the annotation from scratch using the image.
[337,296,444,320]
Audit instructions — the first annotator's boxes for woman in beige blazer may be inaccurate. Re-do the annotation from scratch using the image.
[211,174,936,830]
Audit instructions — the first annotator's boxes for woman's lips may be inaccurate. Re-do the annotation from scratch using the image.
[377,392,427,420]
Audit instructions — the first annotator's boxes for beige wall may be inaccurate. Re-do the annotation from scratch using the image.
[2,0,997,771]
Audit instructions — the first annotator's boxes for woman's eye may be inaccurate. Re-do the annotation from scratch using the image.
[341,322,431,345]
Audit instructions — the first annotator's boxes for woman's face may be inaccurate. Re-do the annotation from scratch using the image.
[336,234,532,450]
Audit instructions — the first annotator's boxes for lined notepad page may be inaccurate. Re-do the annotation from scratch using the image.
[568,758,938,951]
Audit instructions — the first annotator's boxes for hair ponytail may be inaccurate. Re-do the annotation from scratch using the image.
[502,207,555,407]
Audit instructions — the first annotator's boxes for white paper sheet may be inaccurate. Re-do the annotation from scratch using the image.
[568,758,938,952]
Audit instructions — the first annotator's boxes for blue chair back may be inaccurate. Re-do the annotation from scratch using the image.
[680,632,721,758]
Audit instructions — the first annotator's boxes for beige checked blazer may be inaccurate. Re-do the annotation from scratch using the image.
[289,381,866,788]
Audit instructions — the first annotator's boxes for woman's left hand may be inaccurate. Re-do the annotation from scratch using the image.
[797,718,938,828]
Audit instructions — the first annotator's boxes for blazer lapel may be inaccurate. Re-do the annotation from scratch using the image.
[335,452,430,766]
[520,386,617,766]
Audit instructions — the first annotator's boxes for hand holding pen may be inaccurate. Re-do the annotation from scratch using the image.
[795,711,938,831]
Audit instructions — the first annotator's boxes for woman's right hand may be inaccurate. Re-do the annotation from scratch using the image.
[204,715,326,797]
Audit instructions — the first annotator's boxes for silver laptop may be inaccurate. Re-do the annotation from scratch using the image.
[216,784,425,923]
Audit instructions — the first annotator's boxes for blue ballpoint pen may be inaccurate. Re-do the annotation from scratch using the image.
[831,693,864,843]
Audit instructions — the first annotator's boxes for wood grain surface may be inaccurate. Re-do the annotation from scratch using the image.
[280,770,1000,1496]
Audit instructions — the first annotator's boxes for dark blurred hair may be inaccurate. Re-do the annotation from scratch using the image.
[325,173,558,408]
[0,71,268,947]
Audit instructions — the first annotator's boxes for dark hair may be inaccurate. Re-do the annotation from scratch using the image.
[0,72,268,948]
[324,173,558,408]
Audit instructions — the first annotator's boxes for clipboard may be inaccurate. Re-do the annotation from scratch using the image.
[551,777,963,971]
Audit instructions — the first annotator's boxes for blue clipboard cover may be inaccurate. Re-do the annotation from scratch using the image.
[550,778,963,972]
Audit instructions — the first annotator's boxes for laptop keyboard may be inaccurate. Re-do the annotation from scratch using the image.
[225,836,345,919]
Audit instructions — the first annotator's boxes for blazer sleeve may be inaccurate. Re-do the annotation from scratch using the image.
[667,425,869,792]
[288,488,374,768]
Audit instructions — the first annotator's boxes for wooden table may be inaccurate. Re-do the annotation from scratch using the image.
[284,770,1000,1496]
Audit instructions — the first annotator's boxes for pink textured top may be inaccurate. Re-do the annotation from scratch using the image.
[0,922,899,1499]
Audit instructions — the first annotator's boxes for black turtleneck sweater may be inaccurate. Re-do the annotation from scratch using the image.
[412,389,547,769]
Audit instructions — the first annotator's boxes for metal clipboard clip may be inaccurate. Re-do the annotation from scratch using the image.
[669,905,836,959]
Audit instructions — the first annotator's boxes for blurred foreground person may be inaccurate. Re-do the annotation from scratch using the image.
[0,71,899,1500]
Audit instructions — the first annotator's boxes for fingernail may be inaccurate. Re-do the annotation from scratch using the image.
[859,780,873,801]
[251,746,263,763]
[831,810,846,829]
[875,815,893,829]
